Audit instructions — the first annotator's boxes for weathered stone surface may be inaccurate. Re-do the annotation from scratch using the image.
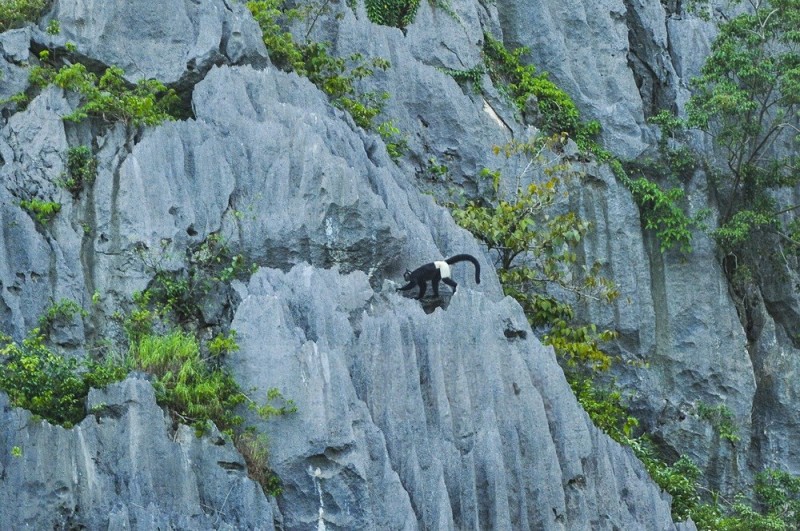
[573,163,756,493]
[229,264,688,530]
[36,0,268,85]
[0,376,274,530]
[2,0,779,525]
[0,29,31,106]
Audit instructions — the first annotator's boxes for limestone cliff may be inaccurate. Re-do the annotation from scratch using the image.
[3,0,791,528]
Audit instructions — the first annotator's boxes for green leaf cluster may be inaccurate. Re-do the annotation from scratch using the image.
[0,0,47,32]
[247,0,392,130]
[19,198,61,225]
[0,329,126,427]
[138,234,254,325]
[696,402,740,444]
[60,145,97,196]
[613,161,695,254]
[39,63,180,126]
[38,298,88,335]
[130,331,248,434]
[127,327,296,495]
[482,33,600,147]
[450,135,618,373]
[365,0,421,29]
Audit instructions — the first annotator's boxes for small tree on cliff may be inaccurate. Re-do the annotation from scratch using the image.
[686,0,800,251]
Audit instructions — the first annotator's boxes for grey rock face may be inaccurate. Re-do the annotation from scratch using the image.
[490,0,725,158]
[229,264,687,530]
[573,163,755,494]
[0,0,731,526]
[0,29,31,105]
[493,0,651,158]
[39,0,268,86]
[0,376,274,530]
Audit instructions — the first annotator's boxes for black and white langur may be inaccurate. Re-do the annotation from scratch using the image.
[397,254,481,300]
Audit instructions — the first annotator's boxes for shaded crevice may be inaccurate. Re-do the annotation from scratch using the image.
[622,0,678,119]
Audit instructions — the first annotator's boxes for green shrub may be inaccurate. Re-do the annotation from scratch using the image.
[365,0,421,29]
[131,331,248,433]
[0,0,47,32]
[128,328,296,496]
[139,234,254,324]
[235,430,284,496]
[450,135,618,373]
[247,1,393,132]
[19,198,61,225]
[482,33,599,143]
[38,298,88,335]
[29,60,179,126]
[61,145,97,195]
[697,402,740,444]
[0,329,126,427]
[54,64,179,126]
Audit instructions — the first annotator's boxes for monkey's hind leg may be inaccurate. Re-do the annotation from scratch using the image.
[442,277,457,293]
[432,279,441,297]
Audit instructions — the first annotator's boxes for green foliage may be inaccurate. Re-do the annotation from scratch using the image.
[61,145,97,196]
[422,156,450,181]
[128,327,296,497]
[247,0,393,131]
[450,134,618,373]
[130,331,247,434]
[54,64,179,126]
[29,61,179,126]
[365,0,421,29]
[612,159,695,254]
[376,119,407,159]
[208,330,239,358]
[11,445,22,458]
[569,376,638,441]
[0,0,47,32]
[636,447,704,523]
[750,469,800,529]
[0,329,126,427]
[438,64,485,90]
[235,430,284,496]
[686,0,800,248]
[19,198,61,225]
[45,18,59,35]
[140,234,253,324]
[713,208,778,252]
[696,402,740,444]
[38,298,88,335]
[246,0,304,71]
[482,33,599,146]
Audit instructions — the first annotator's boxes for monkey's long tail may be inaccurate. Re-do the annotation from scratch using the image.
[445,254,481,284]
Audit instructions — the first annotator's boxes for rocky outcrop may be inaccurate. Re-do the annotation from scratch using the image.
[0,376,274,530]
[230,264,684,530]
[6,0,792,527]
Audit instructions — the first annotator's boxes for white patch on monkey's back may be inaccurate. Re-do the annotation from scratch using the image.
[434,261,451,278]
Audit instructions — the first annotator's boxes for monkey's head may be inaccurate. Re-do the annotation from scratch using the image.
[403,269,412,281]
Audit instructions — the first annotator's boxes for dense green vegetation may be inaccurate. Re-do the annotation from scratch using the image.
[0,234,294,496]
[61,145,98,196]
[0,326,126,428]
[31,61,180,126]
[365,0,420,29]
[0,0,47,32]
[482,34,600,146]
[18,198,61,225]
